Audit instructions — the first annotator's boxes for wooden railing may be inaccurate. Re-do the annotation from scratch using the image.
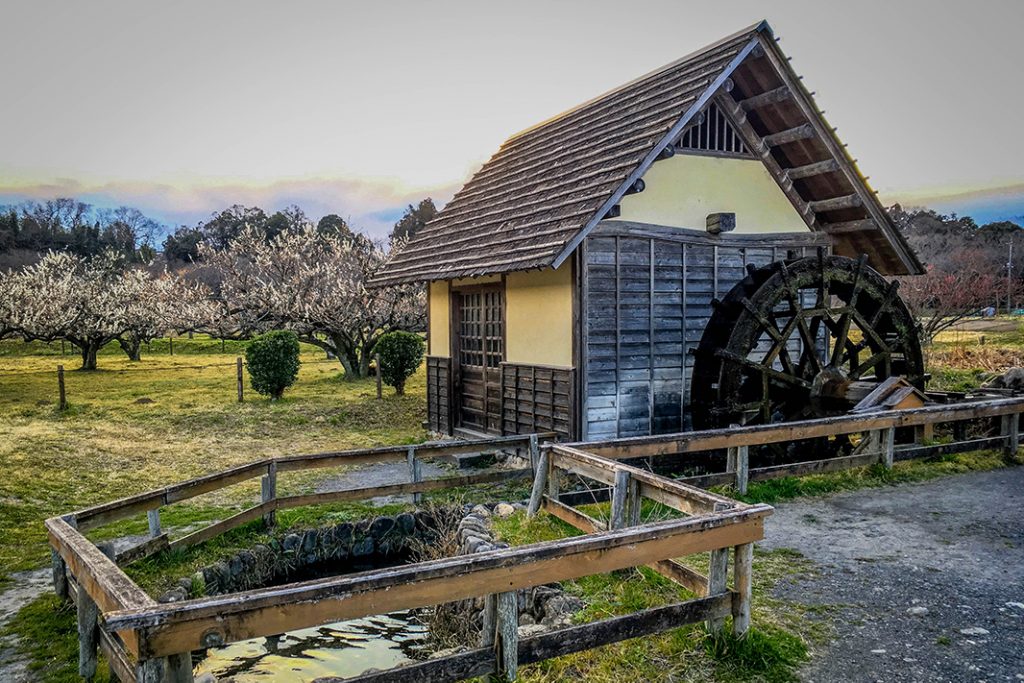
[47,433,551,682]
[571,396,1024,494]
[47,428,767,683]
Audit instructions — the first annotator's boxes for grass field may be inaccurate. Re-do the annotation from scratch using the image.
[0,337,429,583]
[1,322,1022,682]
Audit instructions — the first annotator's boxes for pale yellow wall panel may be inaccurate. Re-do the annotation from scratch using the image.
[505,263,573,367]
[619,154,807,234]
[428,280,450,357]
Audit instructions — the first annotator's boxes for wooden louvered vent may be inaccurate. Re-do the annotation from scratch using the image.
[677,102,751,158]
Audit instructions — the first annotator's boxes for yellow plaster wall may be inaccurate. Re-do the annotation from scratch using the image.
[428,280,450,357]
[618,154,808,233]
[505,263,574,367]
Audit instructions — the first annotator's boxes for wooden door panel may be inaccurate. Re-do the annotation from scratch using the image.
[456,286,504,432]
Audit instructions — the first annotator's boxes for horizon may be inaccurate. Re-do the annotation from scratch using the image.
[2,1,1023,238]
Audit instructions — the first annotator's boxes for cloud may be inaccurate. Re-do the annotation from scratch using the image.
[883,183,1024,227]
[0,176,461,240]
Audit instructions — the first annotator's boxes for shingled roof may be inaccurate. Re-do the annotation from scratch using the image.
[371,21,921,286]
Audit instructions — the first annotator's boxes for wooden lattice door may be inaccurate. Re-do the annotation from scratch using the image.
[455,286,504,432]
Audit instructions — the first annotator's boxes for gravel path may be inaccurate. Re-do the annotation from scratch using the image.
[762,467,1024,683]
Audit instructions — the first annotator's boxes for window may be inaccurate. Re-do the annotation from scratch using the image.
[677,102,752,157]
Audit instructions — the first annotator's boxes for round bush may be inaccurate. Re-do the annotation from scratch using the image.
[245,330,300,399]
[375,331,425,395]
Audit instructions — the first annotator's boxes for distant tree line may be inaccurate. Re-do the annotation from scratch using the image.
[0,197,439,269]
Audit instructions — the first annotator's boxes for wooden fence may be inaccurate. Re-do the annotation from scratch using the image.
[45,396,1024,683]
[569,396,1024,494]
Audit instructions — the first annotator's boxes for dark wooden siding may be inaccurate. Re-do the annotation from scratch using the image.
[426,356,453,434]
[582,222,830,440]
[500,363,575,440]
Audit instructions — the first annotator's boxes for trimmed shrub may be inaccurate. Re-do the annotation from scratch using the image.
[245,330,300,399]
[375,331,425,395]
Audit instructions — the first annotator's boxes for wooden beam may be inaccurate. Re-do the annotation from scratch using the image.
[737,85,791,111]
[46,517,155,655]
[806,194,862,213]
[575,397,1024,459]
[332,595,733,683]
[784,158,839,180]
[822,219,878,234]
[104,507,769,657]
[763,123,815,147]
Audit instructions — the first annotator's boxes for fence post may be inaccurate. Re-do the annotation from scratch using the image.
[528,433,540,472]
[407,446,422,504]
[1002,413,1019,460]
[78,544,116,679]
[166,653,194,682]
[706,503,731,635]
[57,365,67,411]
[50,548,68,601]
[881,427,895,469]
[494,590,519,681]
[526,448,549,517]
[61,339,66,355]
[375,353,383,400]
[610,469,630,529]
[481,594,497,647]
[736,445,749,495]
[135,658,165,683]
[236,357,244,403]
[169,336,173,356]
[732,542,753,637]
[147,508,161,537]
[262,461,277,528]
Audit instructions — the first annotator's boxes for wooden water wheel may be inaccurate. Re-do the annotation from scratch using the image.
[691,252,925,437]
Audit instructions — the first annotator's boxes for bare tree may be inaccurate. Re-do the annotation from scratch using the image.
[897,249,1019,343]
[202,225,424,377]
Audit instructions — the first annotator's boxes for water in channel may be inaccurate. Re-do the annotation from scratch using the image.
[194,610,428,682]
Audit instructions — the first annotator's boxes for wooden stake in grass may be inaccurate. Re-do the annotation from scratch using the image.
[57,364,67,411]
[169,336,173,356]
[236,357,244,403]
[375,353,383,400]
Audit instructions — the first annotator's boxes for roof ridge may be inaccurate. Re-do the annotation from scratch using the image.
[504,20,771,144]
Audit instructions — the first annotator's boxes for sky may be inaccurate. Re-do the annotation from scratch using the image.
[1,0,1023,238]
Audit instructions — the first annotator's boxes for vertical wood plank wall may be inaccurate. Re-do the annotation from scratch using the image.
[426,356,452,434]
[582,225,830,440]
[500,363,575,439]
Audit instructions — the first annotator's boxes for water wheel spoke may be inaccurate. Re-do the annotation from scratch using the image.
[829,312,852,368]
[743,297,797,375]
[850,350,889,379]
[715,348,812,389]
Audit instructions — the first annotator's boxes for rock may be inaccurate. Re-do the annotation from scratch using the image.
[519,612,537,626]
[1006,601,1024,610]
[133,397,154,404]
[333,523,354,546]
[396,512,416,534]
[541,594,585,621]
[906,606,929,616]
[870,649,886,654]
[985,367,1024,390]
[370,516,395,538]
[282,533,302,552]
[158,586,188,603]
[518,624,548,638]
[301,530,318,554]
[493,503,516,518]
[194,674,218,683]
[471,504,491,518]
[177,577,194,592]
[959,627,989,636]
[351,536,375,558]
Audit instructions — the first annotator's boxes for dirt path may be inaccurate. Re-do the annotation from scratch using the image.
[762,467,1024,682]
